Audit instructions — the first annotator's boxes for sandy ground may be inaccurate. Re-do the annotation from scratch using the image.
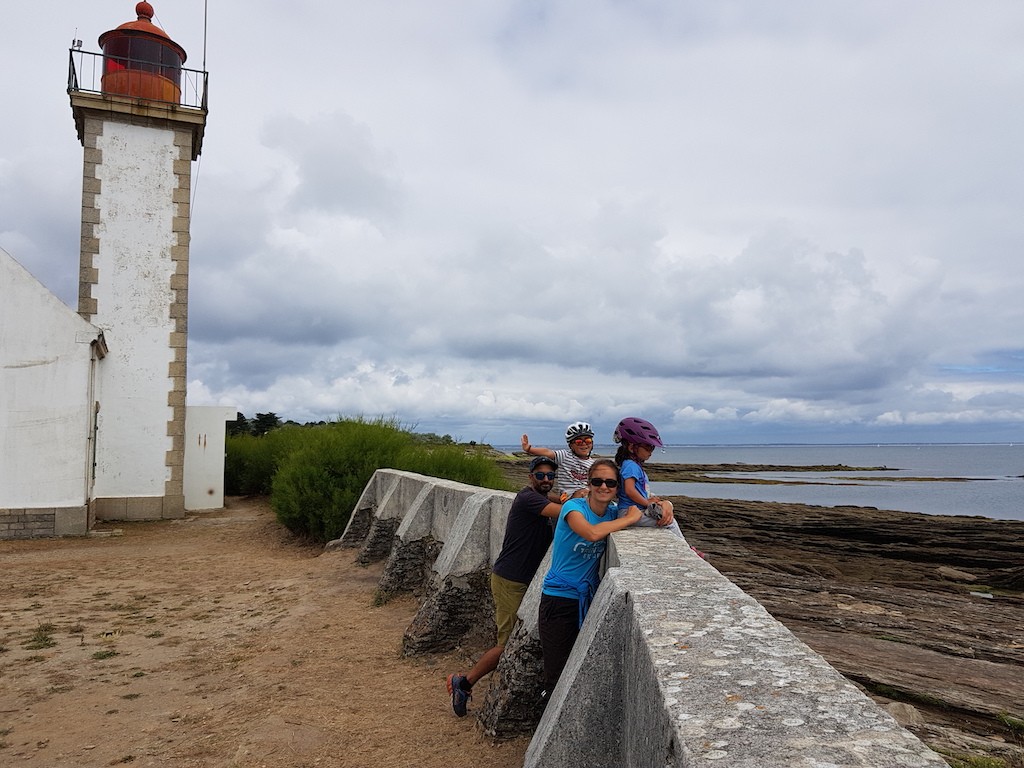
[0,497,529,768]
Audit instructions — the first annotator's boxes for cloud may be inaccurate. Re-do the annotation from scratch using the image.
[261,112,404,219]
[4,0,1024,445]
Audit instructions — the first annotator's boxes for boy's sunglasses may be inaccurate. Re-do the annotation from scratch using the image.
[533,471,556,480]
[572,437,594,445]
[589,477,619,488]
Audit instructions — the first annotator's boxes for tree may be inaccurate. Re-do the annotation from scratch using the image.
[252,412,282,437]
[227,412,251,437]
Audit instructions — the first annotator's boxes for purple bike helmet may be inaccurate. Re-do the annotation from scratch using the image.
[612,417,663,448]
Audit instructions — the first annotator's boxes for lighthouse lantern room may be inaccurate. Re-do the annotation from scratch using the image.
[99,1,187,103]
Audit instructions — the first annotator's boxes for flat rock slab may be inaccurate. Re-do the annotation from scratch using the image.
[795,629,1024,719]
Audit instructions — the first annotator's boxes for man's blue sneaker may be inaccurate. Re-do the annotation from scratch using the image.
[446,673,472,717]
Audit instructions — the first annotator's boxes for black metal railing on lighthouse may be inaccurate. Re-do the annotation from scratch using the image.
[68,47,208,111]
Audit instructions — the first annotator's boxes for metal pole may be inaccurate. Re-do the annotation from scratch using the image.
[203,0,209,71]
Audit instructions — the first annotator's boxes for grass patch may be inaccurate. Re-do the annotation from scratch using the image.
[144,631,164,639]
[997,712,1024,733]
[932,747,1008,768]
[23,623,57,650]
[91,649,118,660]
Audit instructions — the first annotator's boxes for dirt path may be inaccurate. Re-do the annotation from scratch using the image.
[0,498,529,768]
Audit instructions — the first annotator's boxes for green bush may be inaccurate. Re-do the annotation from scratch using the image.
[225,427,307,496]
[393,445,510,490]
[271,418,415,541]
[259,418,514,543]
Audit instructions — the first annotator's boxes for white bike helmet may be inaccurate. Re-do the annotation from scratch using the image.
[565,421,594,443]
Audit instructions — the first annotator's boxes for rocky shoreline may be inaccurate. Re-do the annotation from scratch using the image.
[497,457,1024,766]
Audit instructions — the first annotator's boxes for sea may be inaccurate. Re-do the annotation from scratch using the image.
[496,444,1023,522]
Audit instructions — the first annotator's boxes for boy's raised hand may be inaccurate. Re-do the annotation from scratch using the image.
[522,435,557,459]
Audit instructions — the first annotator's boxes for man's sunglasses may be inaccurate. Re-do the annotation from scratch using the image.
[533,471,556,480]
[589,477,619,488]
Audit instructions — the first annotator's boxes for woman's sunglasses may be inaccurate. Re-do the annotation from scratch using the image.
[572,437,594,445]
[589,477,619,488]
[532,471,556,480]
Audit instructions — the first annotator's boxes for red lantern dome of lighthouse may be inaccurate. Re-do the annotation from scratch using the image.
[98,2,187,103]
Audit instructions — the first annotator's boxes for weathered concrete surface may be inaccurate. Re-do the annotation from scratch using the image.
[376,534,441,599]
[337,470,517,653]
[664,493,1024,761]
[477,616,547,739]
[478,548,553,739]
[525,576,630,768]
[336,472,388,547]
[525,531,946,767]
[402,569,495,655]
[398,488,516,653]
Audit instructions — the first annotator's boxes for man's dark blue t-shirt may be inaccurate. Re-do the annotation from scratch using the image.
[491,487,554,585]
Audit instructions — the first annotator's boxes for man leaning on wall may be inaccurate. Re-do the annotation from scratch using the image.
[445,456,562,716]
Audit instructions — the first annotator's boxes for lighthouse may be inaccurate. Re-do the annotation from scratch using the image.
[68,2,208,521]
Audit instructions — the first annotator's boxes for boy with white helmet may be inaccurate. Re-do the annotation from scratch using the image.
[521,421,596,501]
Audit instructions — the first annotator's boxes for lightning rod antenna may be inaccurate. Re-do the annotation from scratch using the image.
[203,0,209,71]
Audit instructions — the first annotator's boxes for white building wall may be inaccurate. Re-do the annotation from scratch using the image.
[91,122,177,498]
[184,406,235,510]
[0,248,99,508]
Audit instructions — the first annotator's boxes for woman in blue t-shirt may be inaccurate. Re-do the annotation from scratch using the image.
[537,459,642,695]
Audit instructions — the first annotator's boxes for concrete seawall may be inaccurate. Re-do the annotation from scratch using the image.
[336,469,946,767]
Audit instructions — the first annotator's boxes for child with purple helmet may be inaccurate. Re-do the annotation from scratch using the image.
[612,417,684,538]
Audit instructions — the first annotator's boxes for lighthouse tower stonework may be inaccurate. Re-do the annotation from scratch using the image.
[69,2,207,520]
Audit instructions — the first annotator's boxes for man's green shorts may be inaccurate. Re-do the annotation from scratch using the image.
[491,572,529,646]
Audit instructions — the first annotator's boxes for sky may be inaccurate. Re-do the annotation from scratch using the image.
[2,1,1024,447]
